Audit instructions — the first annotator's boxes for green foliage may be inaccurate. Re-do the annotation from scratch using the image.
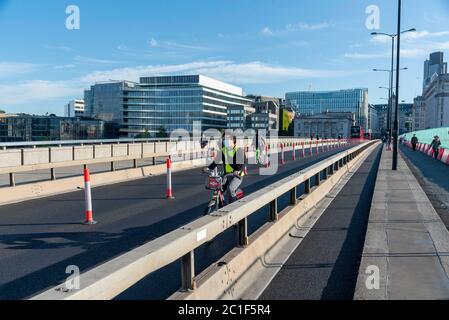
[135,129,151,139]
[156,126,168,138]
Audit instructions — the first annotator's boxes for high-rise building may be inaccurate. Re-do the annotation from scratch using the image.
[0,114,118,142]
[412,96,426,131]
[423,73,449,129]
[64,99,85,117]
[285,88,369,130]
[423,52,448,91]
[368,104,379,135]
[85,81,135,123]
[245,96,281,131]
[373,102,413,135]
[411,52,449,130]
[227,105,255,130]
[399,103,414,134]
[84,75,252,137]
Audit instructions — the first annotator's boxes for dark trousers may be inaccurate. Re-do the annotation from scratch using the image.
[434,148,439,159]
[412,143,417,151]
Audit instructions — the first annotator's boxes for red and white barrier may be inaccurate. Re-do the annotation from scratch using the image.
[166,157,175,199]
[404,140,449,166]
[264,145,270,168]
[292,143,296,161]
[302,142,306,158]
[437,148,445,160]
[427,146,434,157]
[441,149,449,165]
[280,143,285,165]
[83,166,96,225]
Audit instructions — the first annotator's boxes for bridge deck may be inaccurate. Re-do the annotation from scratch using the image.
[355,148,449,300]
[259,145,382,300]
[0,146,350,300]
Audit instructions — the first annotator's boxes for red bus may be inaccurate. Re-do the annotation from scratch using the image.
[350,126,365,140]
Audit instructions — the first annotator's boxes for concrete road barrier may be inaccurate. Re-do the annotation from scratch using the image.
[30,140,376,300]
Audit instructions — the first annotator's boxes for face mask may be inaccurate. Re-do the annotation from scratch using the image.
[224,139,234,148]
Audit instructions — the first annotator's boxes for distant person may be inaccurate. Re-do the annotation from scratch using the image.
[411,134,418,151]
[431,136,441,159]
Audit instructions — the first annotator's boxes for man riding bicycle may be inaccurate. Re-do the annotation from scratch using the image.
[204,133,246,205]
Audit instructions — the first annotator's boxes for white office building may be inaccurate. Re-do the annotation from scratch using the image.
[64,99,85,117]
[85,75,252,137]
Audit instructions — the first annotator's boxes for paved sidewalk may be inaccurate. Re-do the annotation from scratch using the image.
[355,149,449,300]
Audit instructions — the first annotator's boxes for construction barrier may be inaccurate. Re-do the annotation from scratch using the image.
[166,157,175,199]
[280,144,285,165]
[83,166,96,225]
[402,140,449,166]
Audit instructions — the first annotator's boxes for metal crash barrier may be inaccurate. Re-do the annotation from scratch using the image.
[31,140,376,300]
[0,138,346,187]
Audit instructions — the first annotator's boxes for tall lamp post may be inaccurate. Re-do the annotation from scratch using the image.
[373,68,408,136]
[393,0,402,170]
[371,26,415,143]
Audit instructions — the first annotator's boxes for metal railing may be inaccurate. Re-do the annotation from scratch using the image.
[0,138,172,150]
[31,140,375,300]
[0,138,345,187]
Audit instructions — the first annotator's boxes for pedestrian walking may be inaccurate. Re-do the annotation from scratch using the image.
[411,134,418,151]
[431,136,441,159]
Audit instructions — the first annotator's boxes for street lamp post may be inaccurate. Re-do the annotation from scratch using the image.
[371,26,415,153]
[373,68,408,135]
[393,0,402,171]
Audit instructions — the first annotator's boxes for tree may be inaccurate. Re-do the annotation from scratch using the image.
[135,129,151,139]
[156,126,168,138]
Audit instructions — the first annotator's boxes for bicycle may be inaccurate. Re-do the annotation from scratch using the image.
[203,169,244,215]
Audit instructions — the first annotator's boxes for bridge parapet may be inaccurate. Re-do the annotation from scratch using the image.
[0,138,345,183]
[30,140,376,301]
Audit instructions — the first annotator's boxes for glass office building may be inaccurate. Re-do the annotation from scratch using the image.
[0,114,118,142]
[86,75,252,137]
[285,88,369,130]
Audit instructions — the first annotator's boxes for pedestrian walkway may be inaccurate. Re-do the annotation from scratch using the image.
[355,149,449,300]
[259,145,382,300]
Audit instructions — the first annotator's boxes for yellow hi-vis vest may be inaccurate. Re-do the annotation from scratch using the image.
[222,146,244,176]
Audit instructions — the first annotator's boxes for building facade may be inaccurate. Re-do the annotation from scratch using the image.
[64,99,85,118]
[373,102,414,135]
[85,75,252,137]
[374,104,389,135]
[85,81,135,123]
[227,104,256,130]
[286,88,369,130]
[399,103,414,135]
[368,104,379,135]
[294,112,355,139]
[245,95,281,131]
[0,114,118,142]
[423,52,448,91]
[412,96,426,131]
[422,73,449,129]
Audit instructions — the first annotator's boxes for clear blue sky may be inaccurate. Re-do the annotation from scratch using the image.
[1,0,449,115]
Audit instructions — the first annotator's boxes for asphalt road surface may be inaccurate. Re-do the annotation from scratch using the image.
[0,144,355,300]
[400,144,449,229]
[259,145,382,300]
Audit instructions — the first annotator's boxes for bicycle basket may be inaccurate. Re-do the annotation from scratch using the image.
[206,176,221,190]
